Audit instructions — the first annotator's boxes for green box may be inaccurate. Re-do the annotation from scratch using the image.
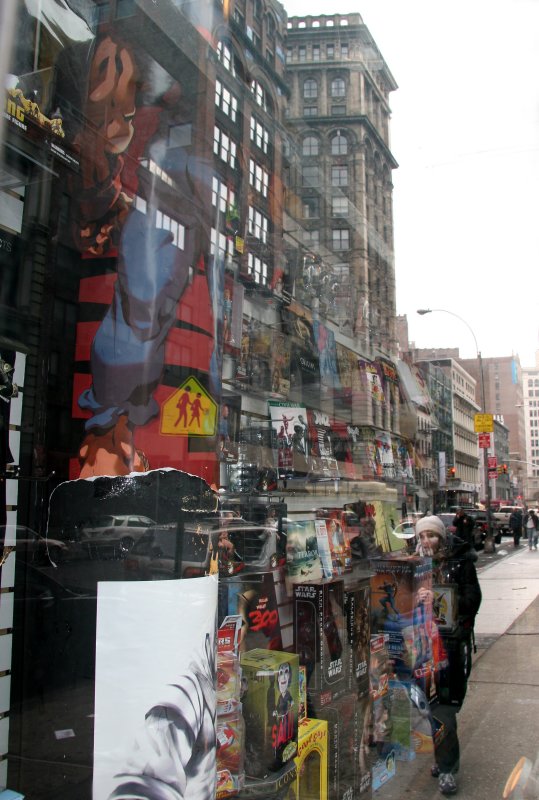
[241,649,300,778]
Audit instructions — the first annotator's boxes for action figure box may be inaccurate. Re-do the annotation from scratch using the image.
[370,556,433,678]
[371,749,396,792]
[312,695,359,800]
[238,759,297,799]
[345,580,371,698]
[432,583,458,631]
[217,616,246,797]
[369,634,391,701]
[219,567,293,653]
[240,649,299,778]
[294,717,328,800]
[356,695,373,798]
[387,679,416,762]
[293,579,348,707]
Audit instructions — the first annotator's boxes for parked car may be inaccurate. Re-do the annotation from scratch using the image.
[0,525,70,565]
[493,505,524,534]
[81,514,156,557]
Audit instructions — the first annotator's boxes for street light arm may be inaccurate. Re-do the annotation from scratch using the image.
[416,308,480,358]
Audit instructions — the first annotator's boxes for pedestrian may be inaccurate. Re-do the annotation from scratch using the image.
[415,515,482,796]
[525,508,539,550]
[509,508,523,548]
[451,508,475,549]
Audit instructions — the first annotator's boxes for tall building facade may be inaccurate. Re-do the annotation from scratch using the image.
[521,353,539,502]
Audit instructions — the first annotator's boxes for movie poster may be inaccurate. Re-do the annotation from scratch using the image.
[307,408,339,481]
[94,576,218,800]
[268,401,309,477]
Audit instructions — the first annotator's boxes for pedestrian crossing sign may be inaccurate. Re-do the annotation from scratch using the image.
[161,376,217,436]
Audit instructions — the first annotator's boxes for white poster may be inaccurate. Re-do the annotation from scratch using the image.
[94,576,218,800]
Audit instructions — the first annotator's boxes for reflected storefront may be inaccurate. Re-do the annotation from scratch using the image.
[0,1,495,799]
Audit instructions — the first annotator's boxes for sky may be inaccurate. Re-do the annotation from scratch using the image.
[284,0,539,366]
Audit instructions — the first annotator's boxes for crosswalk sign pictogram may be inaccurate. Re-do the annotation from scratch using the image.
[161,376,217,436]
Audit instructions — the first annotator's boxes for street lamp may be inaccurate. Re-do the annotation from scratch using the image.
[416,308,495,549]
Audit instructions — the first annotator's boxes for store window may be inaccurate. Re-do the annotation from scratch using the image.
[2,3,533,800]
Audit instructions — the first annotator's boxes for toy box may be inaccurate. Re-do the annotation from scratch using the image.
[294,717,328,800]
[220,567,293,653]
[370,556,433,678]
[356,695,373,798]
[238,759,297,799]
[240,649,299,778]
[371,749,396,792]
[294,579,348,706]
[313,694,359,800]
[217,616,246,797]
[345,580,371,698]
[369,634,391,701]
[387,679,416,762]
[432,583,458,631]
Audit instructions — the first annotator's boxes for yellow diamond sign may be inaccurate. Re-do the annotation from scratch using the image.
[161,376,217,436]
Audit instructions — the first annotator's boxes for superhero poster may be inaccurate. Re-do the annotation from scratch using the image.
[51,6,222,487]
[268,401,309,477]
[93,575,218,800]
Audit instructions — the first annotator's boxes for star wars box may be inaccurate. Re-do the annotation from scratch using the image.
[369,634,391,701]
[294,717,328,800]
[370,556,433,678]
[345,580,371,698]
[240,649,299,778]
[313,694,359,800]
[294,579,348,707]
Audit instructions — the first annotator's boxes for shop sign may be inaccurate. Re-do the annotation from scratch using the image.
[474,413,494,433]
[478,433,491,448]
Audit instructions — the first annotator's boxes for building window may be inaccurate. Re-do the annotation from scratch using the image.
[215,80,238,122]
[331,165,348,186]
[217,40,235,74]
[302,135,319,156]
[331,78,346,97]
[250,116,270,153]
[303,229,320,249]
[247,253,269,286]
[212,176,236,216]
[248,206,269,242]
[249,158,269,197]
[214,126,237,168]
[327,43,334,58]
[303,79,318,99]
[211,227,234,261]
[331,133,347,155]
[304,106,318,117]
[331,105,346,115]
[286,47,293,62]
[254,0,262,20]
[299,45,306,62]
[332,228,350,251]
[332,196,349,216]
[303,197,320,218]
[251,79,270,112]
[302,165,320,187]
[341,42,348,57]
[312,45,320,61]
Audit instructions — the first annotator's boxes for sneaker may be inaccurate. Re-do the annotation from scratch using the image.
[431,764,440,778]
[439,773,458,795]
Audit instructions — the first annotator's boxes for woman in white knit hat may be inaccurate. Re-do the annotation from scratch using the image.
[414,515,482,796]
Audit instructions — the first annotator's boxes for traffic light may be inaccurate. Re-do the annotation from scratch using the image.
[447,466,456,479]
[502,464,508,474]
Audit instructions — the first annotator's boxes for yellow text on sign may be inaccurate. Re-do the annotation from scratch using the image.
[161,376,217,436]
[474,413,494,433]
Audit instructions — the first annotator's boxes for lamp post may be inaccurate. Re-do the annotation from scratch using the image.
[416,308,495,550]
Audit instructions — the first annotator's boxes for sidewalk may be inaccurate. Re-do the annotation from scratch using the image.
[379,545,539,799]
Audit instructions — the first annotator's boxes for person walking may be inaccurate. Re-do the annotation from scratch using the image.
[415,515,482,796]
[509,508,523,548]
[525,508,539,550]
[451,508,475,549]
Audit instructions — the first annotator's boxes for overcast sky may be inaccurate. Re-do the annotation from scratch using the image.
[284,0,539,367]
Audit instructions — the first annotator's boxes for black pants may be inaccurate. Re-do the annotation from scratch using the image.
[433,702,460,773]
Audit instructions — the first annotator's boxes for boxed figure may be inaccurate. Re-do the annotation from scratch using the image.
[294,579,348,707]
[370,556,433,678]
[313,695,359,800]
[294,717,328,800]
[240,649,299,778]
[217,616,246,797]
[345,580,371,698]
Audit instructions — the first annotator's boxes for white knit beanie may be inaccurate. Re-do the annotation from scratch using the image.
[415,515,447,541]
